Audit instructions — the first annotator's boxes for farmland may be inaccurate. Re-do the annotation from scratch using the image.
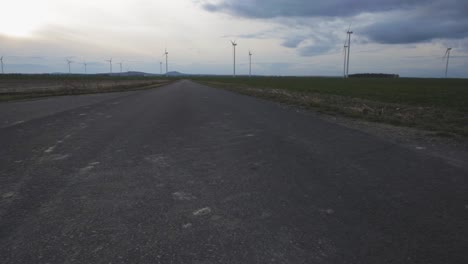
[194,76,468,137]
[0,74,171,101]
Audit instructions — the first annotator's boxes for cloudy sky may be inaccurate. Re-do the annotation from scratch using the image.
[1,0,467,77]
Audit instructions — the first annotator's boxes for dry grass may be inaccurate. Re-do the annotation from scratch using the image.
[0,75,172,101]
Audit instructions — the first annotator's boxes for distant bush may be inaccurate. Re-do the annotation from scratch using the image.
[349,73,399,78]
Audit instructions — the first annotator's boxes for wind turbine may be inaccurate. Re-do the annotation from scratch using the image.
[231,40,237,77]
[66,59,73,74]
[106,58,113,74]
[249,51,252,77]
[0,56,4,74]
[118,61,123,75]
[443,48,452,78]
[346,25,353,78]
[164,49,169,75]
[342,38,348,78]
[82,61,88,74]
[160,61,162,75]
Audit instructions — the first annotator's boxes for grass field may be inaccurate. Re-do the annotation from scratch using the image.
[194,76,468,137]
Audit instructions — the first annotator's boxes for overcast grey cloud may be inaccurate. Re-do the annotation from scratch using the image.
[298,43,334,56]
[282,35,307,48]
[201,0,468,44]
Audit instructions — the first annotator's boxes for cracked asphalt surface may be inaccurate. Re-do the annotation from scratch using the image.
[0,80,467,263]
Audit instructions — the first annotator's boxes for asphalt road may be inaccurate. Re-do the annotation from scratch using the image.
[0,80,466,264]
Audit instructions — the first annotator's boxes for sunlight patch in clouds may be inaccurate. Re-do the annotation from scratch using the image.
[0,1,51,37]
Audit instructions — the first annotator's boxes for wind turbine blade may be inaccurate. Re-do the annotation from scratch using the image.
[342,37,348,55]
[443,49,450,59]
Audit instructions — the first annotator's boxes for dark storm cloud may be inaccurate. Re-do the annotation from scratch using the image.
[201,0,468,44]
[363,18,468,44]
[361,1,468,44]
[202,0,422,18]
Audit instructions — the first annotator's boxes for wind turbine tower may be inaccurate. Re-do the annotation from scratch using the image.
[231,40,237,77]
[106,58,113,74]
[0,56,4,74]
[160,61,163,75]
[249,51,252,77]
[343,39,348,78]
[66,59,73,74]
[164,49,169,75]
[444,48,452,78]
[346,29,353,78]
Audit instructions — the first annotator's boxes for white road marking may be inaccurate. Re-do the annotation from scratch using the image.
[44,146,56,153]
[80,161,100,173]
[39,154,71,163]
[2,192,15,199]
[51,154,71,161]
[193,207,212,216]
[172,192,197,201]
[80,166,95,173]
[182,223,193,229]
[10,120,25,126]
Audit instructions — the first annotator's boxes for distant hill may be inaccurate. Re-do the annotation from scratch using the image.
[117,71,157,77]
[166,71,191,77]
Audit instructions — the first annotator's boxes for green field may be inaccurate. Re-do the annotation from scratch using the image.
[194,76,468,137]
